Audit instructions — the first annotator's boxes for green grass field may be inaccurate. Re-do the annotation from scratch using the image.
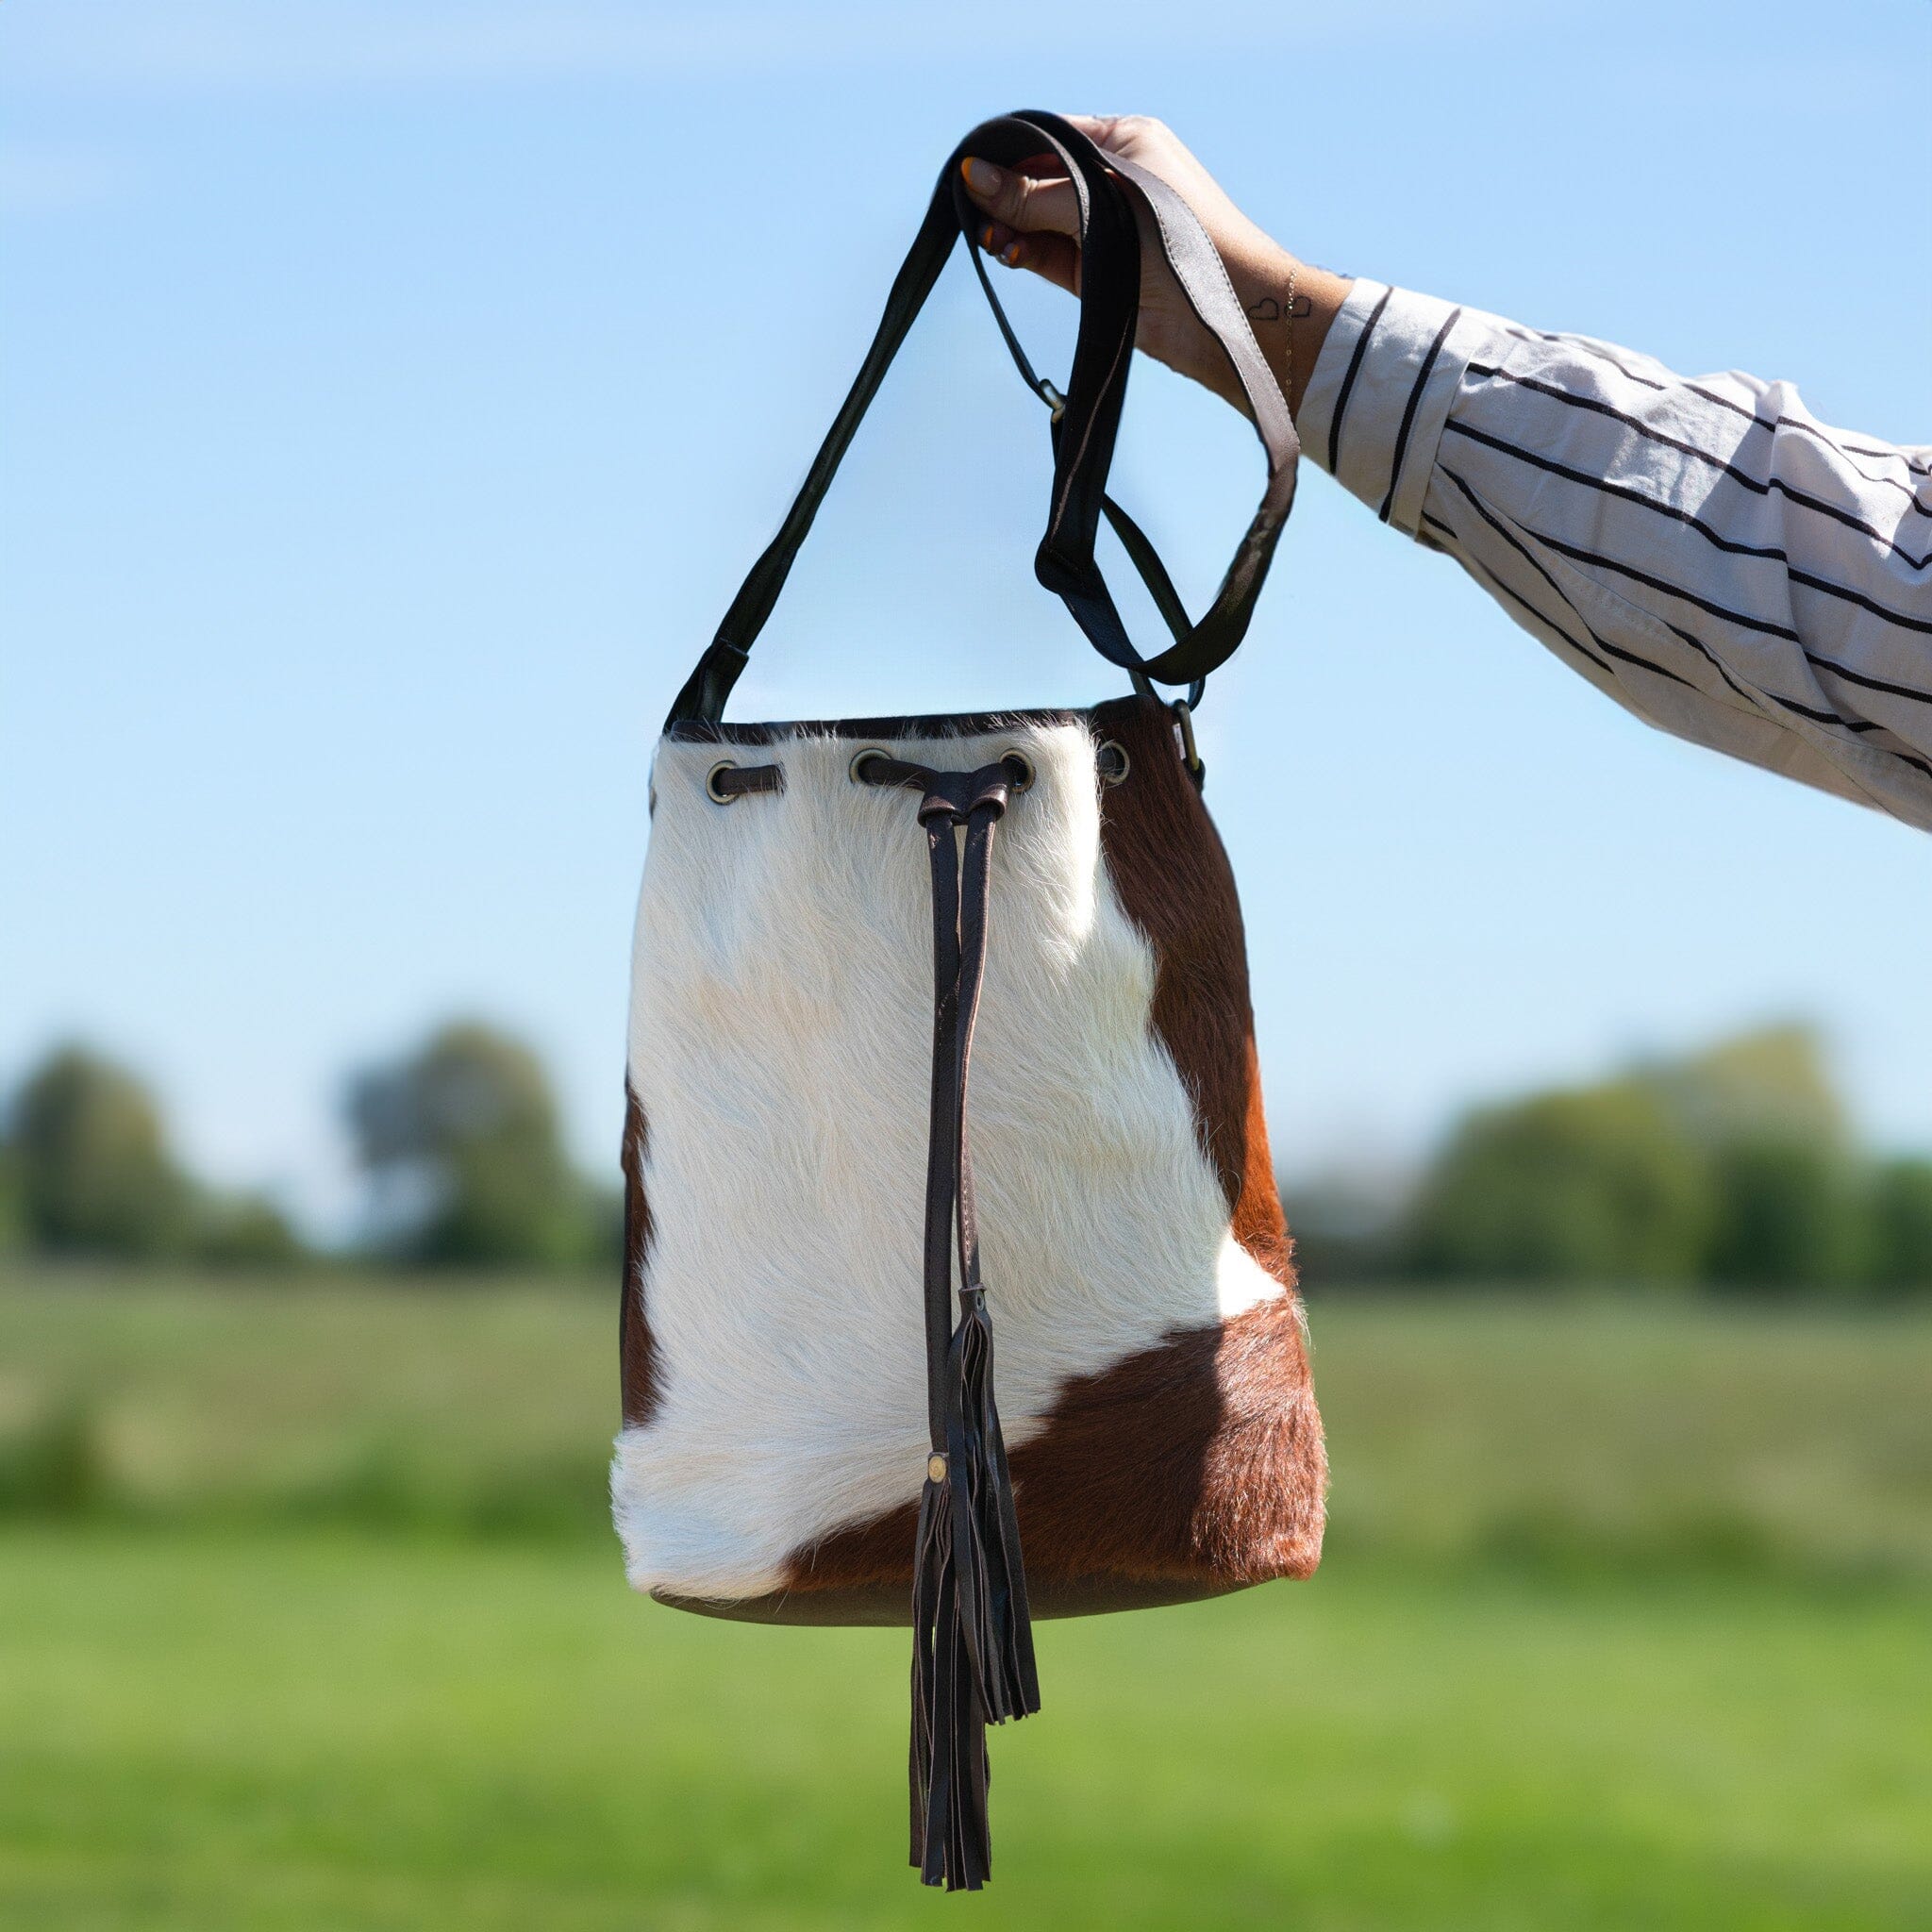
[2,1274,1930,1928]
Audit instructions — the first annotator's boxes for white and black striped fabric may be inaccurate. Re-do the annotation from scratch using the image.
[1298,281,1932,832]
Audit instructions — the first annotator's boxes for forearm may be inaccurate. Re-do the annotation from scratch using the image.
[1300,280,1932,832]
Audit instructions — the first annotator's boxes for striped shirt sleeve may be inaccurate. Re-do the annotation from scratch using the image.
[1296,280,1932,832]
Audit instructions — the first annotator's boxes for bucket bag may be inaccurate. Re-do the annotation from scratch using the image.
[615,111,1326,1890]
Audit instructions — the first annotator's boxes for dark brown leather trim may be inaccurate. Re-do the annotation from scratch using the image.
[665,707,1092,746]
[654,1574,1245,1627]
[619,1082,662,1428]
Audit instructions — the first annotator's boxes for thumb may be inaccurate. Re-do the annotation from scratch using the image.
[959,158,1081,239]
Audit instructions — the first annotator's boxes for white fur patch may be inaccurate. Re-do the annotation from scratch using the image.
[613,719,1283,1600]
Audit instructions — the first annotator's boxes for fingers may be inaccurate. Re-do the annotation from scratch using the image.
[974,219,1080,295]
[959,157,1080,240]
[1060,112,1122,147]
[1062,113,1158,163]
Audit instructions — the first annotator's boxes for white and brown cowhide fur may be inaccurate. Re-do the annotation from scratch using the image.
[613,693,1324,1622]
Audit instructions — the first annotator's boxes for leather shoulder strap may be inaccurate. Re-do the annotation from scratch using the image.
[666,112,1297,726]
[966,114,1300,700]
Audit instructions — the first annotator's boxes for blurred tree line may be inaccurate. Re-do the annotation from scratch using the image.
[0,1024,617,1273]
[5,1017,1927,1291]
[1289,1025,1932,1294]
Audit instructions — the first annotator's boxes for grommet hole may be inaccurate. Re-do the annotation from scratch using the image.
[705,760,740,805]
[1097,741,1130,786]
[849,747,891,785]
[999,748,1035,791]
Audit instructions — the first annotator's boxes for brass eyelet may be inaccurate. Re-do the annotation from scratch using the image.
[705,759,739,805]
[1097,741,1130,786]
[998,748,1035,792]
[849,746,891,785]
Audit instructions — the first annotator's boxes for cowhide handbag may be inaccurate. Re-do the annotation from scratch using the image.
[614,112,1325,1890]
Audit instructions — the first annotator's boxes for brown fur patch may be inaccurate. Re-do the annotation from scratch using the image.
[1087,696,1260,1221]
[1231,1036,1294,1286]
[699,1293,1323,1625]
[620,1081,662,1428]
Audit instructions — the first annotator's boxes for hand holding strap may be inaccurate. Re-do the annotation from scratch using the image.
[959,117,1301,698]
[666,112,1299,725]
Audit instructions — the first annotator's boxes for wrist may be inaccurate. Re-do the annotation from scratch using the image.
[1247,253,1351,425]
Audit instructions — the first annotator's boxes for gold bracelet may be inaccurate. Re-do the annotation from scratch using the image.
[1284,264,1296,410]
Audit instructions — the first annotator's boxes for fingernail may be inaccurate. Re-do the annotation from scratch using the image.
[962,158,1002,196]
[981,224,997,251]
[1001,242,1022,268]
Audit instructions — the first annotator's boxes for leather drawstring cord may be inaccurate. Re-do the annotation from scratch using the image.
[855,750,1041,1891]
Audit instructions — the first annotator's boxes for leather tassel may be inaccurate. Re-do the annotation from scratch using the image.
[945,1287,1039,1723]
[910,1287,1039,1890]
[909,1474,989,1890]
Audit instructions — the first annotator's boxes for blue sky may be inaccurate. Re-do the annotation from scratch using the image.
[5,1,1929,1231]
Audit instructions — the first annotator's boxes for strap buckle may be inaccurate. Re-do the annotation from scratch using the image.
[1037,378,1067,425]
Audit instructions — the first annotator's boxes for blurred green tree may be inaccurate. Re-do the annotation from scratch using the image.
[1395,1024,1904,1292]
[1655,1027,1863,1291]
[346,1022,605,1268]
[8,1046,194,1257]
[1404,1081,1711,1284]
[1702,1137,1866,1291]
[1867,1158,1932,1291]
[0,1142,24,1255]
[1644,1024,1849,1151]
[193,1192,307,1270]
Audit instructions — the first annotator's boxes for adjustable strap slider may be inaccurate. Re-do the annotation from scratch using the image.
[1173,698,1207,791]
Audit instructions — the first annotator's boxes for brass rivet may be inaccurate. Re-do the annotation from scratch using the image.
[926,1453,949,1485]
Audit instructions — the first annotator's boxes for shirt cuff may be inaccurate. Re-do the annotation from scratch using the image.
[1297,280,1508,537]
